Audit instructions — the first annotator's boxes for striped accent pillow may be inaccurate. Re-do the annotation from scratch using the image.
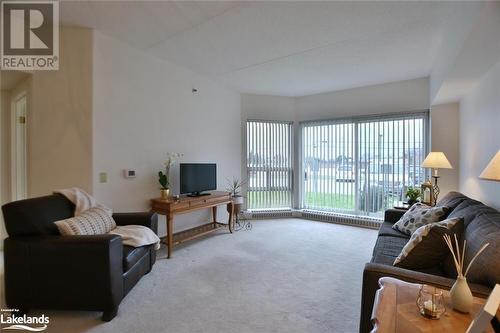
[55,207,116,235]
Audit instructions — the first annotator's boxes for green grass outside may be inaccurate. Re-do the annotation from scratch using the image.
[247,191,291,209]
[247,190,398,214]
[304,192,355,210]
[247,191,355,210]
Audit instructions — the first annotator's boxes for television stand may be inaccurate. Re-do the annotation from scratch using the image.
[187,192,210,197]
[151,191,234,259]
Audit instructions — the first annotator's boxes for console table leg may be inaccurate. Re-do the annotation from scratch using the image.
[167,213,173,259]
[228,202,234,233]
[212,206,217,225]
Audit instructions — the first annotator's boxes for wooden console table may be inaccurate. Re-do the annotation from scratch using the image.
[151,191,234,259]
[371,277,497,333]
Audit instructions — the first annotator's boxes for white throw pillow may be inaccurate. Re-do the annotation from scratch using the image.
[55,207,116,235]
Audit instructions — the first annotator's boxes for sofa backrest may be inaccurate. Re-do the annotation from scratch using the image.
[2,194,75,237]
[439,192,500,287]
[436,191,469,213]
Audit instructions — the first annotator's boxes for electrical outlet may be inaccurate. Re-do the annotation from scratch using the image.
[99,172,107,183]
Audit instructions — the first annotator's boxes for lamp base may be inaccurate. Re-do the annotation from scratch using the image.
[431,176,440,206]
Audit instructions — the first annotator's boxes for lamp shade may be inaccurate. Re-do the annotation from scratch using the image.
[480,150,500,181]
[422,152,453,169]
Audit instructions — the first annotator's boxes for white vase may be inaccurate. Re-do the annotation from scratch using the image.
[450,275,473,313]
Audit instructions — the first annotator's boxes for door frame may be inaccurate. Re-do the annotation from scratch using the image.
[10,91,28,201]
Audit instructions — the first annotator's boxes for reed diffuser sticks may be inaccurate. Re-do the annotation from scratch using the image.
[443,234,490,277]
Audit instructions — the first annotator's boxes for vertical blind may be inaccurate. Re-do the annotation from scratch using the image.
[246,120,293,209]
[302,113,428,217]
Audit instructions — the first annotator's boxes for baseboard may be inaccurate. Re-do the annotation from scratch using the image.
[244,209,381,229]
[300,209,381,229]
[243,209,293,219]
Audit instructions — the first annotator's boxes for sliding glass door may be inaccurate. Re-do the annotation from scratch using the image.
[302,113,428,218]
[246,120,293,209]
[302,122,356,212]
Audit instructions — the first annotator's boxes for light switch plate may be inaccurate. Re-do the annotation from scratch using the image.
[99,172,107,183]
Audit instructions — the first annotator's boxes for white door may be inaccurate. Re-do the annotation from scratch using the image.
[11,93,27,200]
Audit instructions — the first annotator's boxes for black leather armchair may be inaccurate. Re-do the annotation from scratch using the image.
[2,194,158,321]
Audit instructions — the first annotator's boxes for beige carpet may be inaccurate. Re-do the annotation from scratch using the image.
[17,219,377,333]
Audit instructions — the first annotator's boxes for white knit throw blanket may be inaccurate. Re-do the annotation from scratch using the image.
[55,188,160,250]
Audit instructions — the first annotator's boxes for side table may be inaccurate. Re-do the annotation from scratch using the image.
[393,201,410,210]
[371,277,498,333]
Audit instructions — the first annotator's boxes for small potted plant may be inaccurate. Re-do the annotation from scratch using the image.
[226,178,246,211]
[159,171,169,199]
[405,187,421,206]
[158,152,182,199]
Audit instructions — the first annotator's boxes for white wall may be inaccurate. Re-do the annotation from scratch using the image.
[1,90,10,203]
[242,78,430,123]
[29,27,93,197]
[429,103,460,197]
[459,61,500,210]
[93,31,241,235]
[295,78,429,121]
[0,90,9,249]
[241,94,295,122]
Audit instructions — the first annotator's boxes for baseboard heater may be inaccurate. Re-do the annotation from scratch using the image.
[243,209,381,230]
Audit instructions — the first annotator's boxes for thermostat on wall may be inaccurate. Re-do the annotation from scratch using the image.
[123,169,136,178]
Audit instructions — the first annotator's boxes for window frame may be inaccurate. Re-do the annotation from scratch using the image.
[245,119,294,210]
[298,110,429,217]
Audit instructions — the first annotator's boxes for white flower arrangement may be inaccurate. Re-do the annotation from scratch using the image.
[164,152,183,167]
[159,152,183,189]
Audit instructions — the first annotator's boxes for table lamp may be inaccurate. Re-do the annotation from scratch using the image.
[422,152,453,205]
[479,150,500,182]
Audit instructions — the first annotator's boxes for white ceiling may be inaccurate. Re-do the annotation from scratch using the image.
[60,1,459,96]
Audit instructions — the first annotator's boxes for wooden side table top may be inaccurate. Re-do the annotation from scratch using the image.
[151,191,232,214]
[371,277,497,333]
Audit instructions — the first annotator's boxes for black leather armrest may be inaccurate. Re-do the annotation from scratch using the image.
[359,263,491,333]
[113,212,158,234]
[4,235,124,312]
[384,209,406,224]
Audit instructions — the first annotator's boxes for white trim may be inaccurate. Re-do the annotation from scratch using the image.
[10,91,28,201]
[243,208,381,229]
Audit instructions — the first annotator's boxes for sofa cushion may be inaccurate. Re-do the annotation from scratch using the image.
[436,191,469,212]
[2,194,75,236]
[461,211,500,287]
[123,245,150,272]
[55,207,117,235]
[392,203,449,235]
[447,199,496,229]
[378,221,410,239]
[371,236,409,265]
[442,198,500,282]
[394,217,463,269]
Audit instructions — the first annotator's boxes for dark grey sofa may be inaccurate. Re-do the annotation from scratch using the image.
[359,192,500,333]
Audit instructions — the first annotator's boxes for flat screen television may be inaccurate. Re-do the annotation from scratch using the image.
[180,163,217,196]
